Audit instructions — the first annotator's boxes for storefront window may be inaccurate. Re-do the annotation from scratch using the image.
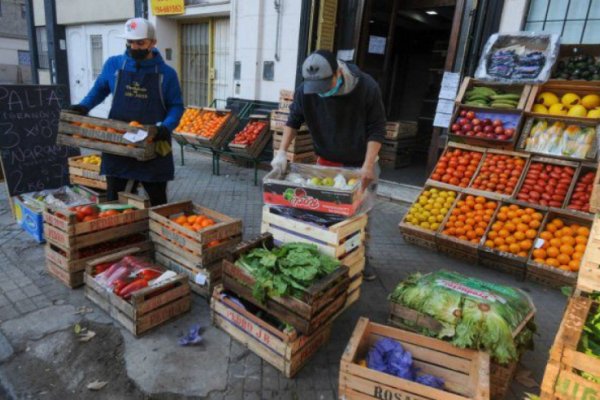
[525,0,600,43]
[36,27,49,69]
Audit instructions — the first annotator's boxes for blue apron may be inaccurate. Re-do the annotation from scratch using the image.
[101,61,174,182]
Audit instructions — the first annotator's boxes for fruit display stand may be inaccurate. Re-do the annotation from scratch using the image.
[173,107,239,149]
[84,247,191,336]
[260,205,366,309]
[221,233,350,335]
[398,183,461,251]
[516,114,599,162]
[68,154,106,190]
[456,77,532,110]
[228,115,270,158]
[43,193,150,288]
[148,201,242,297]
[211,285,332,378]
[339,317,491,400]
[525,82,600,120]
[57,111,157,161]
[539,296,600,399]
[525,211,592,289]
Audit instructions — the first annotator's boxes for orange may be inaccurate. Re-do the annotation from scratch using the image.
[529,220,541,229]
[187,215,198,224]
[498,229,510,238]
[547,247,560,258]
[504,222,516,232]
[554,229,564,239]
[485,240,495,248]
[551,218,564,228]
[550,238,562,248]
[532,213,544,221]
[494,237,506,247]
[175,215,187,225]
[569,260,581,272]
[507,211,517,220]
[521,214,532,224]
[466,230,477,240]
[559,266,571,272]
[561,236,576,246]
[520,240,532,251]
[498,245,510,252]
[572,251,584,261]
[575,244,587,253]
[561,227,574,237]
[496,213,507,222]
[505,236,517,245]
[518,251,528,258]
[575,235,589,245]
[513,218,523,226]
[488,231,498,240]
[509,243,521,254]
[560,244,575,256]
[545,258,559,267]
[533,248,547,259]
[517,223,529,232]
[500,206,510,213]
[513,231,526,241]
[534,258,546,264]
[524,207,536,215]
[509,204,519,211]
[540,231,553,241]
[525,229,537,239]
[557,254,571,265]
[201,219,215,227]
[577,227,590,237]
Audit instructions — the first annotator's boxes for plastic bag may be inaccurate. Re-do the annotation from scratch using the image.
[22,186,92,211]
[475,32,560,84]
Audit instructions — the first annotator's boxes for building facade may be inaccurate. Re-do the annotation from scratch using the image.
[0,0,30,83]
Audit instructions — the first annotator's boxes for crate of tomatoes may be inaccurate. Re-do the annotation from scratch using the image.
[228,115,270,158]
[173,107,239,149]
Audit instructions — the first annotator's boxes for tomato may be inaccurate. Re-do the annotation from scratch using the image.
[76,211,87,222]
[83,215,98,222]
[81,205,97,217]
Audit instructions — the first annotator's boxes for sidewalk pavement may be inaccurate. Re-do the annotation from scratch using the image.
[0,149,565,399]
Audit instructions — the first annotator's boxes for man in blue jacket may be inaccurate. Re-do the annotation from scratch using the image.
[68,18,184,206]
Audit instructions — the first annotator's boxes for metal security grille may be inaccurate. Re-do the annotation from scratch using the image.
[182,22,210,107]
[90,35,103,80]
[525,0,600,44]
[212,18,230,106]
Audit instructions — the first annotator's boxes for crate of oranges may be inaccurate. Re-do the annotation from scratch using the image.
[148,201,243,295]
[526,212,592,289]
[466,149,530,199]
[58,111,158,161]
[479,203,546,278]
[173,107,239,149]
[426,143,484,189]
[399,185,459,251]
[437,194,500,264]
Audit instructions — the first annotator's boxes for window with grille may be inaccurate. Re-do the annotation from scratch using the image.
[36,27,49,69]
[90,35,103,80]
[524,0,600,44]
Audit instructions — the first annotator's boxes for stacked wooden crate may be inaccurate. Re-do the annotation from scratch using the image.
[148,201,243,298]
[380,121,417,169]
[43,193,150,288]
[270,89,315,164]
[68,154,106,191]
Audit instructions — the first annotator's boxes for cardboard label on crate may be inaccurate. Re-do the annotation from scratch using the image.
[534,238,545,249]
[194,272,207,286]
[344,233,362,254]
[224,307,272,346]
[78,168,104,181]
[123,129,148,143]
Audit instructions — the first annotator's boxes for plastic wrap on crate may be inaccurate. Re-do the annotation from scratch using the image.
[22,186,92,211]
[475,32,560,84]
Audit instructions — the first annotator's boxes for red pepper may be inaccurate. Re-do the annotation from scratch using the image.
[119,279,148,299]
[95,262,114,274]
[137,268,163,281]
[113,278,133,295]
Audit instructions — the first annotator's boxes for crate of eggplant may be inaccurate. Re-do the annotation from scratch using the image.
[221,233,350,335]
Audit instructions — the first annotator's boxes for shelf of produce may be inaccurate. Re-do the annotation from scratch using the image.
[513,156,580,210]
[228,115,270,158]
[426,143,485,189]
[525,82,600,122]
[464,148,530,200]
[456,77,531,110]
[173,107,239,149]
[540,296,600,399]
[448,106,524,150]
[525,210,592,289]
[516,113,599,162]
[339,317,490,400]
[211,285,332,378]
[84,247,191,336]
[478,201,546,279]
[148,200,243,266]
[399,184,461,251]
[45,238,151,288]
[221,233,350,335]
[435,192,502,264]
[550,44,600,81]
[560,162,596,218]
[575,215,600,294]
[57,111,157,161]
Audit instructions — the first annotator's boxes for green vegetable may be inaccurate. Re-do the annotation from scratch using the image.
[578,302,600,383]
[235,242,340,303]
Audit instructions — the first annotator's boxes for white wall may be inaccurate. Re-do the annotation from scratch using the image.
[499,0,528,32]
[56,0,134,25]
[33,0,45,26]
[0,37,29,65]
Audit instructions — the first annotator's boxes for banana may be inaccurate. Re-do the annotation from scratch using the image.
[469,87,498,96]
[490,94,521,101]
[490,102,517,109]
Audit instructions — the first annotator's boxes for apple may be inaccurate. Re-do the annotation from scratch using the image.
[494,126,505,135]
[460,110,467,117]
[455,130,465,135]
[483,118,492,126]
[466,131,475,136]
[483,125,494,133]
[485,133,496,139]
[451,123,461,132]
[466,111,476,120]
[462,124,473,132]
[473,125,483,133]
[493,119,503,127]
[472,118,481,126]
[504,128,515,137]
[496,135,509,141]
[475,132,486,137]
[459,118,469,126]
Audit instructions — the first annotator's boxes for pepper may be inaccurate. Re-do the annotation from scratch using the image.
[113,278,133,296]
[119,279,148,299]
[95,262,114,274]
[136,268,163,281]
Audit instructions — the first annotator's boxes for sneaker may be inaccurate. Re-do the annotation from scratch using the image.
[363,265,377,281]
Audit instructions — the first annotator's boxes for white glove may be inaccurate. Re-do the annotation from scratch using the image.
[270,150,288,177]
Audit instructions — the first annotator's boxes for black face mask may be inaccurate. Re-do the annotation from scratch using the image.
[127,46,150,61]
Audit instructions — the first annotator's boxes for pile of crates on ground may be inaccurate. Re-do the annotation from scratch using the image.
[380,121,417,169]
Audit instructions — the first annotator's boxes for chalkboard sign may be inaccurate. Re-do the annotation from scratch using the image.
[0,85,79,196]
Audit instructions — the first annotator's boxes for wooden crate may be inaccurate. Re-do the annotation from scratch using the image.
[45,238,151,289]
[71,184,107,204]
[272,131,314,153]
[550,44,600,81]
[269,110,308,133]
[388,301,534,400]
[57,111,157,161]
[456,76,531,110]
[68,154,106,190]
[43,193,149,252]
[84,247,191,336]
[173,107,239,149]
[465,148,530,199]
[588,166,600,213]
[526,82,600,123]
[526,210,592,289]
[385,120,417,140]
[339,317,490,400]
[448,106,524,150]
[211,285,331,378]
[148,200,242,266]
[540,296,600,399]
[562,162,596,218]
[426,143,486,189]
[228,115,271,158]
[221,233,350,335]
[516,114,600,162]
[576,215,600,294]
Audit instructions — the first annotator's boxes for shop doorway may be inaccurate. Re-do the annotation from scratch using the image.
[355,0,458,187]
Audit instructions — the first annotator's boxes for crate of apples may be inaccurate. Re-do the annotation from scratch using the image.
[516,161,576,207]
[450,110,517,141]
[470,152,526,196]
[566,170,595,213]
[429,147,483,188]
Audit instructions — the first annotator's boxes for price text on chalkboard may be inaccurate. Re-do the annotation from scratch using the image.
[0,85,79,196]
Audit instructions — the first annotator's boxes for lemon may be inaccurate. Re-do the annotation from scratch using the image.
[420,222,431,230]
[567,104,588,118]
[430,188,438,194]
[536,92,559,107]
[582,94,600,110]
[588,108,600,119]
[422,190,431,197]
[548,103,568,115]
[440,207,449,215]
[532,104,548,114]
[430,222,440,231]
[561,93,581,108]
[436,214,444,222]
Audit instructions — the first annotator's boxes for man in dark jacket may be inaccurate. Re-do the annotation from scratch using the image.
[67,18,184,206]
[272,50,387,280]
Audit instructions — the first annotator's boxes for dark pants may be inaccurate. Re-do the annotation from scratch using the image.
[106,176,168,206]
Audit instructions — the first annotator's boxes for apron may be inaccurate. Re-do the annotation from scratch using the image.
[101,60,174,182]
